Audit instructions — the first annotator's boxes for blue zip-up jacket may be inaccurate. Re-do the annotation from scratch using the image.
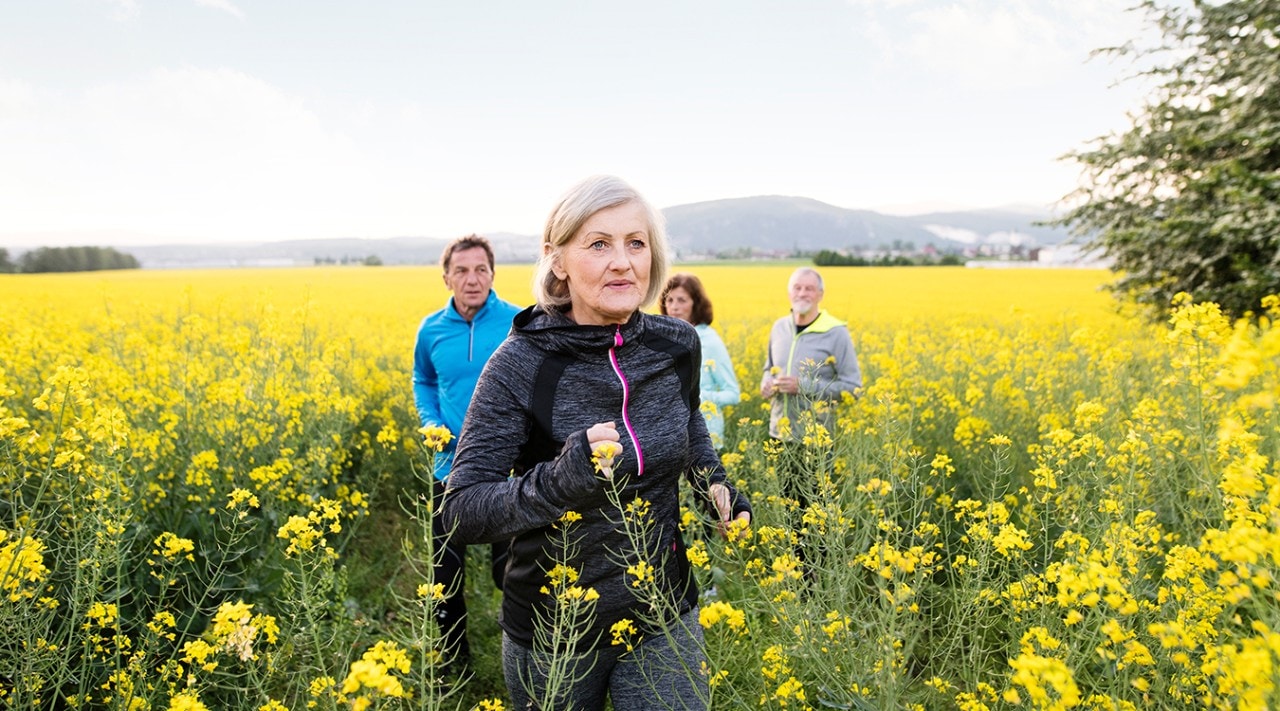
[695,323,740,449]
[412,289,521,479]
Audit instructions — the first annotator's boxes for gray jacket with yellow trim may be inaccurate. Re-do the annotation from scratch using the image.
[761,309,862,440]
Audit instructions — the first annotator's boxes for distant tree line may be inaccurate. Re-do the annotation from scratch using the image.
[314,255,383,266]
[813,249,964,267]
[0,246,140,273]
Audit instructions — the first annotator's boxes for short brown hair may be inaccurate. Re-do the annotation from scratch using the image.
[660,272,715,326]
[440,234,495,272]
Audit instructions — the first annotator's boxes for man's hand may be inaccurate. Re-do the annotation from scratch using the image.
[772,374,800,395]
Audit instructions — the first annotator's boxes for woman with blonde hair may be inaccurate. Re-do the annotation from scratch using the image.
[443,175,751,710]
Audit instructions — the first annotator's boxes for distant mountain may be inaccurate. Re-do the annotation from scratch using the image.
[63,197,1074,268]
[664,196,933,253]
[125,233,540,268]
[663,196,1071,256]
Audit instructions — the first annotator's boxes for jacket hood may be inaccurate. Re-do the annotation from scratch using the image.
[803,310,847,334]
[512,304,647,356]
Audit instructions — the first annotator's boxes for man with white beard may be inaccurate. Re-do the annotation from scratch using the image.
[760,267,862,440]
[759,266,862,579]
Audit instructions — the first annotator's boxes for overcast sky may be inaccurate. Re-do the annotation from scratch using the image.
[1,1,1159,247]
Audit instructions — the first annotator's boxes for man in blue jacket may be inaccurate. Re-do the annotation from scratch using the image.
[412,234,521,671]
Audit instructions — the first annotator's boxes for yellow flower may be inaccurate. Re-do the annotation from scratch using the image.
[152,531,196,561]
[686,539,710,569]
[626,561,654,588]
[821,611,849,639]
[208,600,278,661]
[0,531,49,601]
[227,487,260,512]
[558,585,600,603]
[181,639,219,672]
[611,618,639,651]
[418,582,446,600]
[85,601,119,627]
[148,610,178,639]
[341,641,411,699]
[591,441,622,479]
[624,496,651,521]
[309,676,337,698]
[168,691,209,711]
[699,601,747,632]
[417,425,453,452]
[545,563,579,588]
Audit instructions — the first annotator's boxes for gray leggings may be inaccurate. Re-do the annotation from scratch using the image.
[502,608,710,711]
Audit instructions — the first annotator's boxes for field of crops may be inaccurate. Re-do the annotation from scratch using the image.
[2,264,1278,710]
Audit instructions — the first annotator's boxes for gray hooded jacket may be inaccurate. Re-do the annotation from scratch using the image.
[442,304,751,649]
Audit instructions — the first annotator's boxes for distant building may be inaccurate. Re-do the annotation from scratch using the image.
[1036,245,1112,268]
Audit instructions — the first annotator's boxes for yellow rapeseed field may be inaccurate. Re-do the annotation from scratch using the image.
[2,265,1278,711]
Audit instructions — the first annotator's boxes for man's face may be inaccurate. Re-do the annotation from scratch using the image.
[789,273,823,317]
[443,246,493,316]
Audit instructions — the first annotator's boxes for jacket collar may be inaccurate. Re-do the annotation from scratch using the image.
[513,304,646,355]
[796,309,845,334]
[446,289,502,322]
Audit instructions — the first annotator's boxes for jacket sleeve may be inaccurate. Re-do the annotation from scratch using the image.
[412,322,445,430]
[700,327,741,409]
[684,334,752,520]
[441,349,603,544]
[812,326,862,401]
[760,320,778,391]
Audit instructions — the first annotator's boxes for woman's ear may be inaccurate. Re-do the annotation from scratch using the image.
[546,244,567,280]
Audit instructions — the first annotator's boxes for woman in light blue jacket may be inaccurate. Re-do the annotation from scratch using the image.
[661,273,741,450]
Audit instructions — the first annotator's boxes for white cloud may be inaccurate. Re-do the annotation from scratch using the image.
[100,0,140,20]
[97,0,244,21]
[194,0,245,20]
[848,1,1149,90]
[0,67,392,242]
[0,77,36,113]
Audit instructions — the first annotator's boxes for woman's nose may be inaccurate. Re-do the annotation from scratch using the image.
[608,245,630,269]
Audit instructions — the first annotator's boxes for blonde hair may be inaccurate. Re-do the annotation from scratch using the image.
[533,175,669,312]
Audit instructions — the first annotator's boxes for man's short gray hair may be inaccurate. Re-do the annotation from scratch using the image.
[788,267,824,291]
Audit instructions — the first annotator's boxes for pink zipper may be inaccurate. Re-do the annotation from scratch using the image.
[608,326,645,476]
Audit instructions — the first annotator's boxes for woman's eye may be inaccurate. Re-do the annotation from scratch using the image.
[628,239,647,250]
[589,240,608,250]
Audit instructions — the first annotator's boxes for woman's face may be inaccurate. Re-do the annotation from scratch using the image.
[663,286,694,325]
[551,200,652,326]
